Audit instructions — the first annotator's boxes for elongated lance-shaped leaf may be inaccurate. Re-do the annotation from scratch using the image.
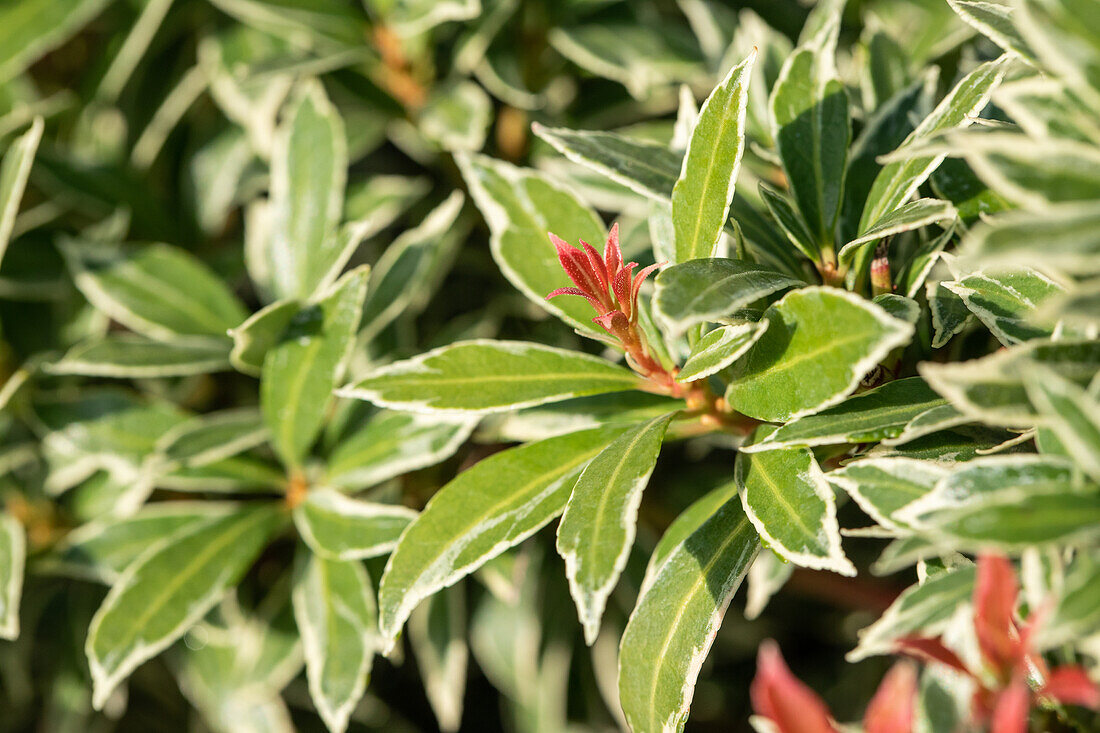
[408,585,468,733]
[556,414,673,645]
[456,153,606,334]
[59,240,248,342]
[0,0,111,82]
[359,191,465,342]
[743,377,947,452]
[51,502,237,583]
[0,513,24,639]
[671,49,755,263]
[947,0,1034,61]
[640,480,741,597]
[942,267,1065,346]
[858,56,1008,235]
[653,258,803,334]
[618,490,760,732]
[881,403,971,446]
[919,338,1100,427]
[156,408,268,469]
[726,287,914,422]
[758,183,820,261]
[961,201,1100,275]
[293,488,418,561]
[826,458,948,531]
[325,411,475,490]
[376,425,625,649]
[848,565,976,661]
[292,548,377,733]
[339,340,640,414]
[531,124,682,202]
[1023,366,1100,482]
[48,336,232,378]
[677,322,769,383]
[0,117,42,268]
[735,434,855,575]
[769,10,848,250]
[262,267,368,468]
[838,198,956,266]
[266,79,347,301]
[86,505,286,709]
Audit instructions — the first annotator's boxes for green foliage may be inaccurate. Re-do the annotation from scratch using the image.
[4,0,1100,731]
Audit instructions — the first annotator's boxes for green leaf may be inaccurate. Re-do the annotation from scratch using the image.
[757,183,820,261]
[556,414,672,645]
[826,458,948,531]
[456,153,606,334]
[880,403,971,447]
[653,258,802,334]
[735,436,854,575]
[928,281,972,349]
[770,42,849,247]
[0,513,24,639]
[86,505,285,709]
[293,488,417,561]
[262,267,368,468]
[617,490,759,732]
[743,377,947,451]
[1023,367,1100,482]
[639,479,740,596]
[672,50,754,263]
[920,338,1100,426]
[0,0,110,82]
[899,223,956,298]
[385,0,480,36]
[1041,552,1100,648]
[419,81,492,152]
[376,425,624,648]
[340,340,639,414]
[52,502,237,583]
[943,268,1066,346]
[0,117,42,267]
[532,124,681,202]
[898,455,1100,548]
[48,336,232,378]
[484,392,685,444]
[963,201,1100,276]
[229,299,302,377]
[292,548,377,733]
[266,80,348,301]
[726,287,914,422]
[677,322,769,383]
[848,566,975,661]
[161,455,285,495]
[838,198,956,267]
[325,411,474,490]
[947,0,1034,61]
[359,192,465,342]
[60,241,248,342]
[873,294,921,325]
[858,57,1008,235]
[156,408,268,470]
[408,585,467,733]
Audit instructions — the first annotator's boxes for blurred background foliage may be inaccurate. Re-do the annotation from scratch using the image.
[0,0,1008,730]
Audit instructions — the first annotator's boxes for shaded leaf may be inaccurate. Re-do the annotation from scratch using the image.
[293,488,417,561]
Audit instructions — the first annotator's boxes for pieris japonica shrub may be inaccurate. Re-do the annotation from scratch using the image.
[0,0,1099,731]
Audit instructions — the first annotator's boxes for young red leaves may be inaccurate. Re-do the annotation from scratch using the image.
[751,640,916,733]
[546,223,666,381]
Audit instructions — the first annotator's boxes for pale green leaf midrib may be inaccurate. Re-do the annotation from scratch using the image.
[643,516,751,730]
[777,399,945,438]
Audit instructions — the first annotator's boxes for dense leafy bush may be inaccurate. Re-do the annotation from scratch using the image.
[1,0,1099,731]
